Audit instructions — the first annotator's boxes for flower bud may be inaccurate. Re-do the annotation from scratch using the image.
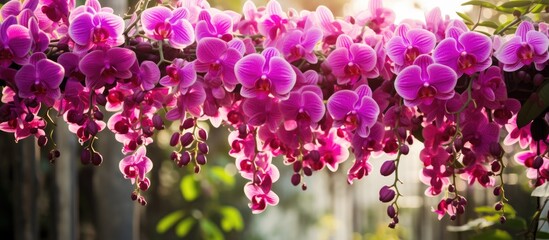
[93,111,104,121]
[169,132,180,147]
[180,132,194,147]
[198,128,207,141]
[196,154,207,165]
[198,142,209,154]
[139,177,151,191]
[92,152,103,166]
[533,156,544,169]
[489,143,503,158]
[499,215,506,224]
[387,205,396,218]
[303,167,313,176]
[81,148,91,165]
[180,151,191,166]
[153,115,164,130]
[493,186,501,196]
[380,160,396,176]
[491,161,501,172]
[291,173,301,186]
[181,118,195,130]
[495,202,503,211]
[170,151,180,162]
[37,135,48,147]
[379,186,396,203]
[399,145,409,155]
[25,113,34,122]
[86,121,99,136]
[96,94,107,106]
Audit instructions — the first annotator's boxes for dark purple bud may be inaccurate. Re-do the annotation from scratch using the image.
[448,184,455,193]
[291,173,301,186]
[139,178,150,191]
[81,149,91,165]
[379,186,396,203]
[180,132,194,147]
[387,205,396,218]
[91,152,103,166]
[495,202,503,211]
[380,160,396,176]
[93,111,104,121]
[194,165,201,173]
[301,183,307,191]
[134,91,145,103]
[131,191,138,201]
[406,135,413,145]
[491,161,501,172]
[499,215,506,224]
[181,118,195,130]
[293,161,302,172]
[453,138,463,152]
[153,115,164,130]
[179,151,191,166]
[198,142,209,154]
[238,124,248,139]
[138,196,147,206]
[493,186,501,196]
[388,222,396,228]
[52,149,60,158]
[533,156,544,169]
[450,215,457,221]
[456,205,465,214]
[25,113,34,122]
[303,167,313,176]
[397,127,407,140]
[96,94,107,106]
[86,121,99,136]
[399,145,409,155]
[198,128,207,141]
[393,216,399,224]
[169,132,180,147]
[170,151,180,161]
[196,154,207,165]
[114,121,129,134]
[309,150,321,162]
[37,135,48,147]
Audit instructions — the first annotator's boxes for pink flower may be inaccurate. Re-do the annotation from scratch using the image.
[244,174,279,214]
[194,37,242,91]
[327,85,379,138]
[140,6,195,49]
[195,10,234,41]
[68,7,124,51]
[494,21,549,71]
[119,146,153,184]
[395,55,457,106]
[0,16,32,67]
[15,52,64,106]
[78,47,136,88]
[386,24,436,71]
[326,34,378,85]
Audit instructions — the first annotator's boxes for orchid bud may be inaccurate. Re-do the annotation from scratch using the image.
[169,132,180,147]
[180,132,194,147]
[379,186,396,203]
[380,160,396,176]
[198,128,207,141]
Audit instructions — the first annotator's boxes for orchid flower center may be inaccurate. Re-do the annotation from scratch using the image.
[107,90,124,104]
[344,111,359,130]
[93,27,110,44]
[457,52,477,74]
[153,22,173,40]
[344,62,361,77]
[290,46,303,59]
[418,84,437,102]
[404,46,420,64]
[255,75,271,92]
[124,165,138,178]
[210,60,221,71]
[30,81,47,95]
[166,65,179,81]
[517,43,534,65]
[296,110,311,124]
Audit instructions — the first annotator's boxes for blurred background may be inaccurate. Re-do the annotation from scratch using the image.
[0,0,541,240]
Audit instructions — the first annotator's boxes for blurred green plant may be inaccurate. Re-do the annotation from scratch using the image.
[156,165,243,239]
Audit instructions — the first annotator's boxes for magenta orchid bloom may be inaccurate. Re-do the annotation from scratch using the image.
[386,24,436,71]
[279,85,325,130]
[1,0,38,19]
[395,55,457,106]
[494,21,549,72]
[358,0,395,34]
[258,0,291,46]
[327,85,379,138]
[119,146,153,184]
[433,30,492,77]
[160,58,197,93]
[79,47,136,88]
[0,16,32,67]
[235,47,296,100]
[195,10,234,41]
[244,174,279,214]
[15,53,64,106]
[280,28,322,64]
[326,34,378,85]
[236,0,262,35]
[195,37,243,91]
[140,6,195,49]
[316,5,354,45]
[68,7,124,51]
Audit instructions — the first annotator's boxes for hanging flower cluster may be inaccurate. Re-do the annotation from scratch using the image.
[1,0,548,228]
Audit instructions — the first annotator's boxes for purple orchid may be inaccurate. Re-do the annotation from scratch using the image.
[258,0,291,46]
[386,24,436,71]
[1,0,38,19]
[0,16,32,67]
[433,30,492,77]
[494,21,549,71]
[326,34,378,85]
[280,28,322,64]
[68,9,124,52]
[395,54,457,106]
[236,0,262,35]
[195,37,242,91]
[356,0,395,34]
[15,52,64,106]
[279,86,325,130]
[28,17,49,53]
[123,60,160,91]
[140,6,195,49]
[316,5,354,45]
[244,174,279,214]
[165,82,206,122]
[79,47,136,88]
[327,85,379,138]
[159,58,197,93]
[40,0,73,23]
[235,47,296,100]
[195,10,234,41]
[119,146,153,184]
[242,97,283,132]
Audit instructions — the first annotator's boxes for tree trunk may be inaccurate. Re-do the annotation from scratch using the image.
[13,138,39,240]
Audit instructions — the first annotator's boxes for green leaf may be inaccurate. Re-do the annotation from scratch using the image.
[210,166,235,187]
[477,21,499,29]
[462,0,497,8]
[504,217,527,230]
[456,12,475,24]
[156,210,185,234]
[537,231,549,239]
[175,217,195,237]
[470,229,512,240]
[220,206,244,232]
[200,219,225,240]
[499,1,533,8]
[516,83,549,128]
[539,0,549,4]
[494,20,514,35]
[531,4,546,13]
[180,175,199,201]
